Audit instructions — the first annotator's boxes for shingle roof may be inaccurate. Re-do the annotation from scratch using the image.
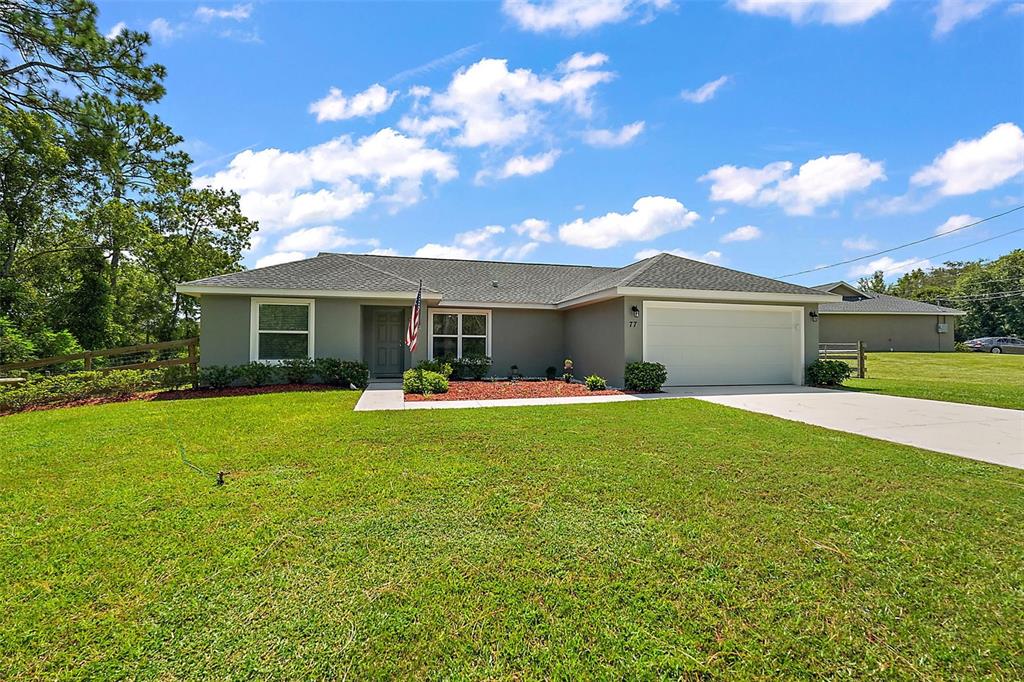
[180,251,830,304]
[819,293,965,315]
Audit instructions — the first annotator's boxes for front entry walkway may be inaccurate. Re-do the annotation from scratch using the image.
[353,383,1023,469]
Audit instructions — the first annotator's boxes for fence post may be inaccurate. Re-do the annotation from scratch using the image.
[84,352,93,371]
[857,341,865,378]
[188,339,199,389]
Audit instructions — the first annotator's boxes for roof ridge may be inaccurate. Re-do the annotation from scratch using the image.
[329,253,440,292]
[614,252,667,287]
[327,251,616,270]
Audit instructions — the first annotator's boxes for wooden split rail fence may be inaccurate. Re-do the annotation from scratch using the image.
[818,341,866,378]
[0,338,199,388]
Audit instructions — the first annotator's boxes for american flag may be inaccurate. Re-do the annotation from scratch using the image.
[406,280,422,352]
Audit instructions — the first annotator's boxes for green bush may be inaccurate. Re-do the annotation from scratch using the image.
[160,364,193,390]
[402,368,449,395]
[624,361,668,392]
[806,359,853,386]
[584,374,607,391]
[0,370,161,413]
[416,358,453,379]
[200,365,238,390]
[238,362,277,387]
[954,341,971,353]
[449,355,491,380]
[545,366,558,380]
[314,358,369,389]
[280,358,315,383]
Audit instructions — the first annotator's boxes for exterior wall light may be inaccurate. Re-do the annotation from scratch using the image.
[631,305,640,318]
[808,311,819,321]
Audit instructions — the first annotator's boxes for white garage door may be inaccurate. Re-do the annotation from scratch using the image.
[643,301,804,386]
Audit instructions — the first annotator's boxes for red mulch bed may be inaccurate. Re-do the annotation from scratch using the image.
[1,384,346,417]
[405,380,627,401]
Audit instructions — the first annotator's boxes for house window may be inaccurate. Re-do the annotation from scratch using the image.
[250,298,314,362]
[429,310,490,359]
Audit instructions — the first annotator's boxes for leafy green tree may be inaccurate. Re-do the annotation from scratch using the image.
[857,270,891,294]
[0,0,164,124]
[64,246,111,349]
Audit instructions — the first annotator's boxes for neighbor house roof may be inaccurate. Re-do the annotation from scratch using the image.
[178,252,836,306]
[813,282,965,315]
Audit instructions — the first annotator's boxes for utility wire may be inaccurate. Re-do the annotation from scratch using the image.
[776,204,1024,278]
[848,225,1024,279]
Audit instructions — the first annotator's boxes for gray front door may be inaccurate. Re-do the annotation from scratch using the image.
[373,308,404,376]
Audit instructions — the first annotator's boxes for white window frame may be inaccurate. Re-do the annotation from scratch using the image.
[427,308,491,360]
[249,297,315,363]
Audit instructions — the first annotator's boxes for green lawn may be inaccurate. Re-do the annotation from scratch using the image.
[2,392,1022,679]
[845,352,1024,410]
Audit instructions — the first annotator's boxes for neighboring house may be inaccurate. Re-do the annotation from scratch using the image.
[814,282,965,352]
[176,252,839,387]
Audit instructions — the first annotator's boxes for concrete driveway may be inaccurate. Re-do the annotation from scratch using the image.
[667,386,1023,469]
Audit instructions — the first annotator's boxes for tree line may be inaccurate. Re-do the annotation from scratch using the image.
[0,0,256,364]
[857,249,1024,340]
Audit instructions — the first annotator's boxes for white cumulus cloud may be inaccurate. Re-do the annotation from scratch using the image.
[559,196,699,248]
[634,248,723,264]
[679,75,730,104]
[195,128,457,230]
[477,150,561,183]
[416,221,543,261]
[720,225,762,242]
[934,0,997,35]
[402,54,614,148]
[849,256,930,278]
[275,226,379,253]
[105,22,127,40]
[582,121,645,147]
[731,0,891,25]
[701,153,885,215]
[502,0,673,34]
[309,84,397,122]
[911,123,1024,196]
[147,18,179,42]
[255,251,307,268]
[195,3,252,21]
[934,214,981,236]
[512,218,553,242]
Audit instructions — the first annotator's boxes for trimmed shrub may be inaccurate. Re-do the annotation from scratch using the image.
[316,358,369,389]
[238,362,277,387]
[200,364,238,390]
[402,368,449,395]
[0,370,162,413]
[339,360,370,389]
[160,364,193,390]
[451,355,491,380]
[806,359,853,386]
[281,358,315,384]
[624,361,668,392]
[585,374,607,391]
[416,358,453,379]
[954,341,971,353]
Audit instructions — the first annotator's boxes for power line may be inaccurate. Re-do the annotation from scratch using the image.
[854,225,1024,278]
[939,289,1024,301]
[776,204,1024,278]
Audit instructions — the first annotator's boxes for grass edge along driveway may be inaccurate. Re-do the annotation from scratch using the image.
[844,351,1024,410]
[2,390,1022,679]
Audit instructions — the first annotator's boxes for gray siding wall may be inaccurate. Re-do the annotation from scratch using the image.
[490,308,564,377]
[622,296,821,369]
[199,294,370,367]
[564,298,626,386]
[819,314,955,352]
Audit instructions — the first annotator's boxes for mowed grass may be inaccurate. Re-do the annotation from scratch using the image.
[845,351,1024,410]
[2,392,1022,679]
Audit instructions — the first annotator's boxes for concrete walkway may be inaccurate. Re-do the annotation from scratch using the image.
[353,382,1023,469]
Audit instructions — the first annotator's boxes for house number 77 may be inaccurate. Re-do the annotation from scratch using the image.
[628,321,638,327]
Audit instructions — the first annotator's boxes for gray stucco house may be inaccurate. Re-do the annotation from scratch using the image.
[814,282,965,352]
[177,252,840,387]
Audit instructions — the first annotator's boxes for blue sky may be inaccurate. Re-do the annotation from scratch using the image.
[98,0,1024,286]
